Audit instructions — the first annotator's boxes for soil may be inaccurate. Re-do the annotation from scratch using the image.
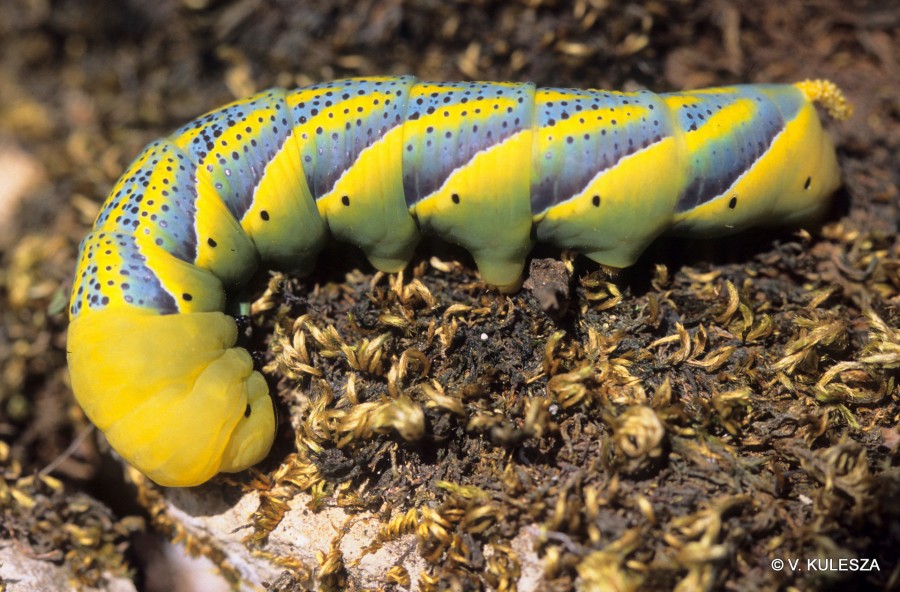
[0,0,897,590]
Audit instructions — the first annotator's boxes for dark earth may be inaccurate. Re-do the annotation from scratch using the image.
[0,0,897,590]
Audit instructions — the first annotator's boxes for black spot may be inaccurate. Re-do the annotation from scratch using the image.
[592,195,601,207]
[261,210,270,221]
[182,293,193,301]
[207,238,217,248]
[244,404,252,417]
[451,193,460,204]
[728,196,738,209]
[804,176,811,190]
[341,195,350,206]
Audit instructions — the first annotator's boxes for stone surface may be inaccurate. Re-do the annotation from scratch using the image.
[0,546,137,592]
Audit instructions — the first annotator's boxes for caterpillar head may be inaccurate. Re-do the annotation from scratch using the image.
[67,309,275,487]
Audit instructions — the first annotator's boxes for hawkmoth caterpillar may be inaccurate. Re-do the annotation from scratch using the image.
[67,76,850,486]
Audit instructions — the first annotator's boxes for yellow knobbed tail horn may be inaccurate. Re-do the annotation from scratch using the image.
[795,79,853,121]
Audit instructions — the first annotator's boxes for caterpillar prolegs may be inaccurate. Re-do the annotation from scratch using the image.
[67,76,850,486]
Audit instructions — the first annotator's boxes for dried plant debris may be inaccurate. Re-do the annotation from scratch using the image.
[213,248,897,590]
[0,441,142,589]
[1,0,897,590]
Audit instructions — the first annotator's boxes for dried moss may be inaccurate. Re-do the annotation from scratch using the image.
[0,441,141,588]
[237,239,898,589]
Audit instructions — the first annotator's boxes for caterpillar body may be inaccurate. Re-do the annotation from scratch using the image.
[67,76,850,486]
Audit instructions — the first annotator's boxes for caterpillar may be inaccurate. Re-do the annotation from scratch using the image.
[67,76,851,487]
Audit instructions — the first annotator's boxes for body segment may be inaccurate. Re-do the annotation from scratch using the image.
[67,76,850,486]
